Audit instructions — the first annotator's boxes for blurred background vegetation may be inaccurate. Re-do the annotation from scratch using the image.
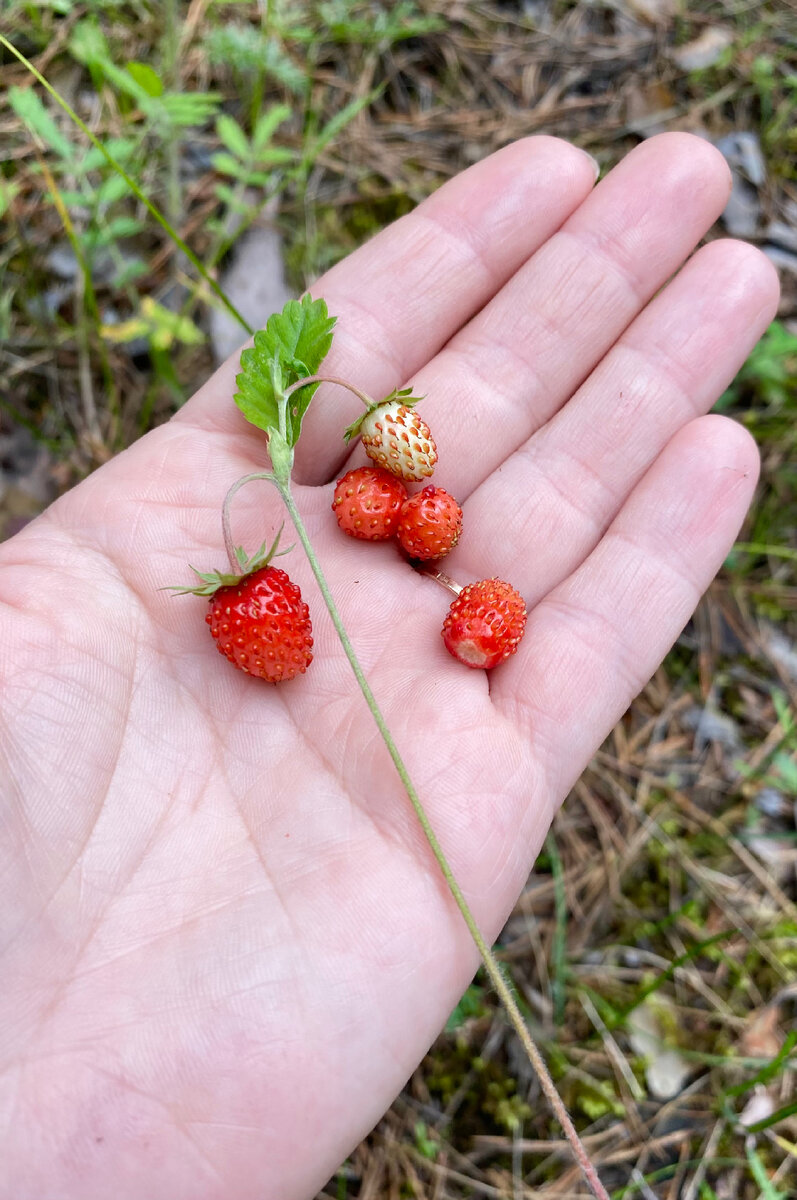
[1,2,796,1196]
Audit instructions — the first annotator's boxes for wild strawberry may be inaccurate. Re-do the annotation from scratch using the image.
[205,568,312,682]
[332,466,408,541]
[344,387,437,482]
[442,579,527,670]
[397,485,462,561]
[168,539,313,683]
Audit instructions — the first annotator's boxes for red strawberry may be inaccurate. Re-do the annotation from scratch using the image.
[442,579,526,670]
[344,388,437,482]
[397,485,462,561]
[332,466,408,541]
[169,538,313,683]
[205,567,313,682]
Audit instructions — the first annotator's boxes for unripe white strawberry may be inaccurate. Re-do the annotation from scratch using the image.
[359,400,438,481]
[344,387,438,482]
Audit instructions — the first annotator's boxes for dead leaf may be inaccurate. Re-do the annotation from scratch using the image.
[671,27,735,72]
[741,1005,781,1060]
[628,999,692,1099]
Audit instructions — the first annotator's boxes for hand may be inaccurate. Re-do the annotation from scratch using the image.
[0,133,778,1199]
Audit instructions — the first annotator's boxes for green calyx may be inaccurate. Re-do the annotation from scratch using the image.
[342,385,425,444]
[166,526,292,597]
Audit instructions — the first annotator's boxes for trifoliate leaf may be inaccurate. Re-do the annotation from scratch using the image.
[234,295,336,444]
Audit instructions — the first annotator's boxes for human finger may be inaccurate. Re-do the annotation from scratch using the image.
[492,414,759,802]
[340,132,734,497]
[453,238,778,598]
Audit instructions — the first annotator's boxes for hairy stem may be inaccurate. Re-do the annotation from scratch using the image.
[273,478,610,1200]
[221,471,276,571]
[284,374,376,409]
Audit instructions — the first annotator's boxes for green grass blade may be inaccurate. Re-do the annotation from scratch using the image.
[0,34,253,337]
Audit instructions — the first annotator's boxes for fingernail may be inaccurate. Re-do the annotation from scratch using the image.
[583,151,601,181]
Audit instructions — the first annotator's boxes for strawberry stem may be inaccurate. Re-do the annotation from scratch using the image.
[221,471,276,572]
[284,374,375,410]
[417,566,464,597]
[274,477,610,1200]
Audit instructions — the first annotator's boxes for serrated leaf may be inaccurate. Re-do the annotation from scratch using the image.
[98,215,146,240]
[82,138,137,172]
[234,296,336,444]
[214,182,250,212]
[211,151,248,179]
[252,103,292,151]
[96,173,131,207]
[8,86,75,162]
[158,91,222,127]
[216,113,250,160]
[253,146,294,167]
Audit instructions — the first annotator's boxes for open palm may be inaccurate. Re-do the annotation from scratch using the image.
[0,134,778,1200]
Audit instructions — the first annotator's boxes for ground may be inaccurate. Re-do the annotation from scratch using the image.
[1,2,796,1196]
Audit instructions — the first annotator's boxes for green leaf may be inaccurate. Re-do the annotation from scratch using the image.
[211,151,248,179]
[252,146,294,166]
[8,86,75,162]
[302,85,383,169]
[216,113,250,160]
[252,103,292,151]
[745,1143,788,1198]
[140,297,204,349]
[126,62,163,98]
[81,138,137,172]
[155,92,222,129]
[96,215,145,241]
[214,182,251,212]
[234,296,336,444]
[96,173,131,207]
[69,18,110,70]
[0,181,20,219]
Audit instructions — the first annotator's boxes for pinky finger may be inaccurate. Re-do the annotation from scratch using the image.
[494,414,760,802]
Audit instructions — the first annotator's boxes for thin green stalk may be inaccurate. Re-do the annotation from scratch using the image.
[274,478,611,1200]
[161,0,183,280]
[0,35,253,337]
[732,541,797,563]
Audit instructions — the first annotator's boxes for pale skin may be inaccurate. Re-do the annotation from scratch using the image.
[0,133,780,1199]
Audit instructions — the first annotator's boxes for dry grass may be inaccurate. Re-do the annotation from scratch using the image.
[1,2,795,1196]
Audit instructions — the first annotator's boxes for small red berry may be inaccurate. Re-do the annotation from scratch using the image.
[332,466,408,541]
[205,566,313,683]
[442,579,526,670]
[397,485,462,561]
